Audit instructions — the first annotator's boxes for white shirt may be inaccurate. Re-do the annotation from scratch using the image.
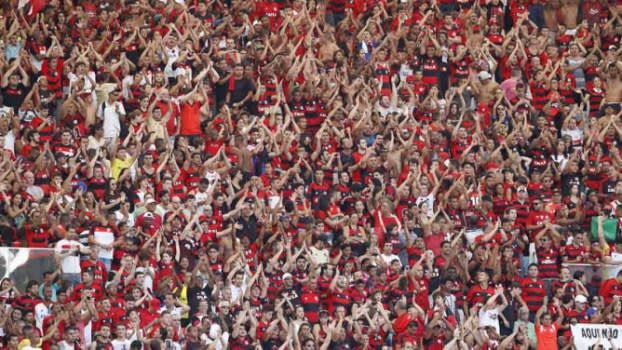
[111,339,132,350]
[443,294,457,317]
[416,192,435,217]
[93,227,115,260]
[34,302,49,333]
[194,190,210,213]
[127,328,144,342]
[561,128,583,150]
[479,307,500,334]
[115,210,135,227]
[380,253,401,266]
[204,170,220,184]
[2,129,15,154]
[87,135,107,151]
[309,246,329,265]
[375,102,400,118]
[26,185,44,201]
[22,346,42,350]
[68,71,97,93]
[164,46,180,78]
[0,106,12,119]
[55,239,86,274]
[174,65,192,80]
[160,305,184,319]
[58,341,76,350]
[229,275,248,303]
[82,318,93,346]
[98,101,125,139]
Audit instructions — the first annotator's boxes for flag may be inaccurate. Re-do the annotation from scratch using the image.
[17,0,46,19]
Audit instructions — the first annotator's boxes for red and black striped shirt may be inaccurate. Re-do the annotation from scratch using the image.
[520,277,546,312]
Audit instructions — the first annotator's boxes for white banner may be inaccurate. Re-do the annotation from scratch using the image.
[571,324,622,349]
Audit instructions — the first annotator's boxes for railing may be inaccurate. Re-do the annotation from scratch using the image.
[562,262,622,281]
[0,247,60,291]
[1,249,621,292]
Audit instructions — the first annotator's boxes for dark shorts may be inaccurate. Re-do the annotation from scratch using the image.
[601,103,622,116]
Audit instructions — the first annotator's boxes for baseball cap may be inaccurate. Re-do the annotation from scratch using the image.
[575,294,588,304]
[478,71,492,80]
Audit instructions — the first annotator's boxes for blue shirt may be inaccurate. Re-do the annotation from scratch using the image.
[5,43,23,61]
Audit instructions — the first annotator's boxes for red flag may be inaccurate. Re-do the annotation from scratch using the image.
[18,0,45,19]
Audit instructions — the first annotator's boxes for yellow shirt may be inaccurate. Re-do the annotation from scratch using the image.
[18,339,42,350]
[111,157,133,180]
[179,285,189,319]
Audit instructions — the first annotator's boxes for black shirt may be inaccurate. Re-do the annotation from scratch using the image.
[237,214,258,242]
[187,284,213,314]
[261,339,281,350]
[0,225,14,245]
[1,83,28,112]
[229,78,255,104]
[279,285,302,306]
[329,340,353,350]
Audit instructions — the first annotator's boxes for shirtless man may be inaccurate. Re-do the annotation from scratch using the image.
[318,32,340,63]
[543,0,561,30]
[603,63,622,113]
[470,71,499,104]
[560,0,580,28]
[232,134,255,180]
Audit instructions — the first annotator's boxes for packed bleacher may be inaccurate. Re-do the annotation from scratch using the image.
[2,0,622,349]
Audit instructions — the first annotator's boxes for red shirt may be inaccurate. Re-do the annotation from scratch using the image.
[467,284,495,307]
[179,101,202,136]
[535,322,559,350]
[71,280,104,302]
[526,210,554,238]
[600,278,622,303]
[520,277,546,312]
[392,312,412,335]
[80,259,109,282]
[411,277,431,311]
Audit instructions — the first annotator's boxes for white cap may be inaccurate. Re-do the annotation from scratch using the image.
[478,71,492,80]
[575,294,588,303]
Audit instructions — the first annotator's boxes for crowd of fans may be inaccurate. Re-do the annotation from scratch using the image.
[1,0,622,349]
